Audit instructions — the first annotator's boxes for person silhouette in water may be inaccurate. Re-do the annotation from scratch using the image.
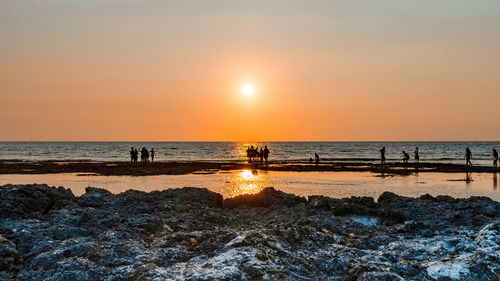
[414,147,420,163]
[380,147,386,166]
[493,148,498,168]
[402,151,410,164]
[465,147,472,167]
[314,153,320,164]
[150,148,156,163]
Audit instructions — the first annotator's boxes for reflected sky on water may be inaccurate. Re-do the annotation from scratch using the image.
[1,170,499,201]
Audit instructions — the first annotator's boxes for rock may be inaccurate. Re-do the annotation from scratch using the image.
[0,184,75,219]
[358,272,404,281]
[176,187,224,209]
[0,184,498,281]
[77,211,93,225]
[224,187,306,209]
[308,195,332,209]
[77,187,113,207]
[0,234,18,273]
[242,263,264,278]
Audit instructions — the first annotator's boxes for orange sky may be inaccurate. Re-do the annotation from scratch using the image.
[1,1,500,141]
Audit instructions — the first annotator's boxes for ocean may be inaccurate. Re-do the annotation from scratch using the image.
[1,141,499,165]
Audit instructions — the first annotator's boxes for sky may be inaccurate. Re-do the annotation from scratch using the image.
[1,0,500,141]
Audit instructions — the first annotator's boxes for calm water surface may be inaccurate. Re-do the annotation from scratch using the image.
[1,171,499,201]
[1,142,500,166]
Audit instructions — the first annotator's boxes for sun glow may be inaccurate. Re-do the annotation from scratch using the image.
[227,169,267,197]
[241,84,255,96]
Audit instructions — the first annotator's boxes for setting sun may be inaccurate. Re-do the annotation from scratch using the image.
[242,84,255,96]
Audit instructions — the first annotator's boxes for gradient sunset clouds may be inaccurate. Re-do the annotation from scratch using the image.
[1,0,499,141]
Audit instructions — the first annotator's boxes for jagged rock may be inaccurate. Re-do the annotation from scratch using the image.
[0,184,75,219]
[0,234,18,273]
[77,187,113,207]
[0,184,498,281]
[223,187,306,209]
[358,272,404,281]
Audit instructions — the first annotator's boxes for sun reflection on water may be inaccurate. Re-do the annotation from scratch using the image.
[226,169,269,198]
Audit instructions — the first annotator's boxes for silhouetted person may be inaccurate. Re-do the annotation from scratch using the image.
[380,147,386,165]
[134,149,139,164]
[314,153,320,164]
[402,151,410,164]
[465,147,472,167]
[130,147,135,164]
[141,147,149,163]
[259,148,264,162]
[150,148,156,162]
[414,147,420,163]
[493,148,498,167]
[246,146,251,162]
[263,146,270,162]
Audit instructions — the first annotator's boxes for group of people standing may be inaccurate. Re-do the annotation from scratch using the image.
[246,145,270,162]
[130,147,155,164]
[125,145,500,167]
[379,146,499,167]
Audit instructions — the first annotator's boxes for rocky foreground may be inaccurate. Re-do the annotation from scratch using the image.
[0,185,499,281]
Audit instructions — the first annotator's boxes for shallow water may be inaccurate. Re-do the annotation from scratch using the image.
[1,171,499,201]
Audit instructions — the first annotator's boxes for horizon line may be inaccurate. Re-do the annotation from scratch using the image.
[1,140,500,143]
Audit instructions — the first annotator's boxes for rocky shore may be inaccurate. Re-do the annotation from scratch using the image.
[0,184,499,280]
[1,160,499,176]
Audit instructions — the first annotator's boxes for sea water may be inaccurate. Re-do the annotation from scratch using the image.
[1,142,499,165]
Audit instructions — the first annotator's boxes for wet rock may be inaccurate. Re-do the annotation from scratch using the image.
[242,263,264,279]
[77,211,92,225]
[308,194,405,225]
[0,234,19,274]
[308,195,332,210]
[77,187,113,207]
[224,187,306,209]
[0,184,75,219]
[358,272,404,281]
[0,184,499,281]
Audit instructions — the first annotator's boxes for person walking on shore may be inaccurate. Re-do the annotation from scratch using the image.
[246,146,251,163]
[134,148,139,164]
[263,146,270,162]
[465,147,472,167]
[314,153,320,164]
[259,148,264,162]
[380,147,386,166]
[150,148,156,163]
[414,147,420,163]
[493,148,498,167]
[130,147,135,164]
[141,147,149,163]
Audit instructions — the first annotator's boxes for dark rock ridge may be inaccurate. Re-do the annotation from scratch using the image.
[2,160,500,177]
[0,184,499,280]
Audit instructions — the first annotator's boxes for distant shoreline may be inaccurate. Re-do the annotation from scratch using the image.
[0,160,499,176]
